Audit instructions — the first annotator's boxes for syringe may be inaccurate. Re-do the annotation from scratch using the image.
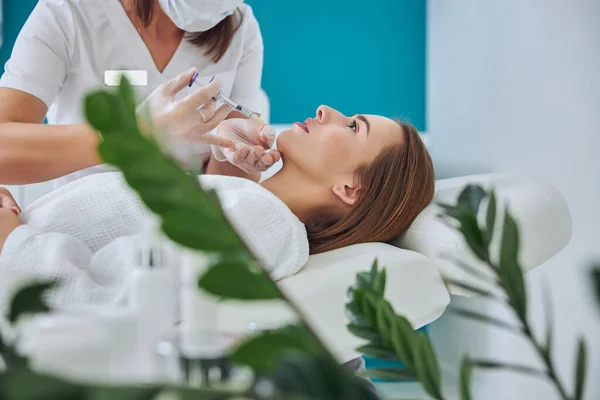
[188,73,267,125]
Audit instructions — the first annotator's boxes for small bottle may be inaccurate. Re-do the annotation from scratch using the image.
[179,249,219,358]
[129,223,177,381]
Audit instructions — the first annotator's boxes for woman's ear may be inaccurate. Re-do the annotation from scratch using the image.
[332,182,361,206]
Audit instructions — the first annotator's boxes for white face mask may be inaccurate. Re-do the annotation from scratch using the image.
[158,0,244,33]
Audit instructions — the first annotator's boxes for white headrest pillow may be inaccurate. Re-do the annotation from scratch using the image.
[396,174,572,295]
[217,243,450,363]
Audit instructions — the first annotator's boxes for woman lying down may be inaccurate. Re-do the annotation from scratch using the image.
[0,105,434,309]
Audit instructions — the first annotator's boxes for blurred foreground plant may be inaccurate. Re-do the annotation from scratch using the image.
[346,184,598,400]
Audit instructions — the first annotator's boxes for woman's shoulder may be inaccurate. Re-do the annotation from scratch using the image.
[199,175,295,219]
[237,3,259,22]
[36,0,105,17]
[199,175,309,280]
[31,0,114,35]
[235,4,261,38]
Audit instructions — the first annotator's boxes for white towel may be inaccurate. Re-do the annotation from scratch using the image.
[0,172,309,309]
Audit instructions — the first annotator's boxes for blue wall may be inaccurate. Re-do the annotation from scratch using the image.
[0,0,37,67]
[1,0,426,129]
[246,0,426,129]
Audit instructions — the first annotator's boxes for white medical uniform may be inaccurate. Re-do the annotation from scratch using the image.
[0,172,309,309]
[0,0,264,187]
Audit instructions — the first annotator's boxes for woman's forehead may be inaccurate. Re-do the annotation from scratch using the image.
[365,115,405,144]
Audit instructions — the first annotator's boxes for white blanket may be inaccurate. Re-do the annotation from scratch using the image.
[0,172,308,309]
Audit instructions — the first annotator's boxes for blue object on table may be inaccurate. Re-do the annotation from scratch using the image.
[362,325,429,383]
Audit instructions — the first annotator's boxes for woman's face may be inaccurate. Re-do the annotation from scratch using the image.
[277,105,405,184]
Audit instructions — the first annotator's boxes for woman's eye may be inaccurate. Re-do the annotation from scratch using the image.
[347,120,358,132]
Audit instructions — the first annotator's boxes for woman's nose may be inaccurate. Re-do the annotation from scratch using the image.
[316,105,329,123]
[316,105,343,124]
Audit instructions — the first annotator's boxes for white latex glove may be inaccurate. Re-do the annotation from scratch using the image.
[212,118,281,174]
[136,68,236,149]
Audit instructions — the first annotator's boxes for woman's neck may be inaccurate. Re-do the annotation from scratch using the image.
[261,166,333,223]
[122,0,182,40]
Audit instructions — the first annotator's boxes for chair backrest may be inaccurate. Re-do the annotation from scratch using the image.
[396,174,572,296]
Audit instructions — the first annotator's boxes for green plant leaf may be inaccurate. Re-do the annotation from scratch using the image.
[375,300,392,346]
[0,365,82,400]
[197,258,279,301]
[345,303,371,329]
[484,191,497,247]
[118,77,139,132]
[352,260,379,291]
[442,278,501,300]
[439,202,488,262]
[440,250,499,281]
[176,387,242,400]
[592,266,600,311]
[87,386,160,400]
[498,210,527,322]
[541,280,554,359]
[458,212,489,262]
[357,368,416,381]
[389,315,416,373]
[84,92,123,134]
[437,202,463,220]
[356,344,398,361]
[457,185,487,215]
[459,356,473,400]
[356,291,378,327]
[449,308,523,335]
[356,272,372,290]
[229,326,319,372]
[346,264,388,332]
[369,259,379,278]
[271,354,380,400]
[373,268,386,297]
[8,281,57,324]
[574,338,587,400]
[470,360,547,378]
[346,324,381,343]
[412,333,443,400]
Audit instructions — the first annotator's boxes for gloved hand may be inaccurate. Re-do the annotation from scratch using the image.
[211,118,281,174]
[137,68,236,150]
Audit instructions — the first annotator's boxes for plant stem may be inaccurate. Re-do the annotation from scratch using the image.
[481,259,570,400]
[521,325,570,400]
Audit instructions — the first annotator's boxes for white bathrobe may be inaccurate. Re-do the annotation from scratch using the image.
[0,172,309,309]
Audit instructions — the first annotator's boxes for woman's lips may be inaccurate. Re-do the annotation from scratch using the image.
[294,122,308,133]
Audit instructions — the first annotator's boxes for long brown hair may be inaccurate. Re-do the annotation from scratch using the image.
[307,120,435,254]
[134,0,243,63]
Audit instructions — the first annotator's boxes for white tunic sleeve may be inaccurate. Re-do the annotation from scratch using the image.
[0,0,75,107]
[229,5,264,114]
